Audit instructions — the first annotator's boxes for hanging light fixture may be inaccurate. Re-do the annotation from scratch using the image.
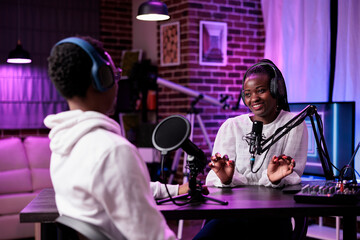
[136,0,170,21]
[7,0,31,64]
[7,40,32,64]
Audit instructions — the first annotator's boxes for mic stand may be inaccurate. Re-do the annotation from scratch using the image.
[168,95,213,184]
[257,105,335,180]
[156,155,228,205]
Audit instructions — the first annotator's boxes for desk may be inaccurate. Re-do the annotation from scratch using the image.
[20,187,360,239]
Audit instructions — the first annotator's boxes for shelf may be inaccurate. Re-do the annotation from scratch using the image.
[306,216,360,240]
[307,224,342,240]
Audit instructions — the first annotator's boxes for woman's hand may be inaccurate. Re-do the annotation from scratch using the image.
[267,154,296,184]
[209,152,235,185]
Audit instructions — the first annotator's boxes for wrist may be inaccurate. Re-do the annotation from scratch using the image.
[221,177,232,185]
[268,174,281,185]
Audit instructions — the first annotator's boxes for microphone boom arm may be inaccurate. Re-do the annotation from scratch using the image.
[259,105,334,180]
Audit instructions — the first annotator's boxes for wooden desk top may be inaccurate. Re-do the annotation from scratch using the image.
[20,186,360,223]
[158,185,360,220]
[20,188,59,223]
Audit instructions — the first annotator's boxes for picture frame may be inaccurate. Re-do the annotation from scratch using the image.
[199,21,227,66]
[160,21,180,66]
[120,49,143,78]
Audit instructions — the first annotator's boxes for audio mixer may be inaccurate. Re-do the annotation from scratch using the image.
[294,181,360,205]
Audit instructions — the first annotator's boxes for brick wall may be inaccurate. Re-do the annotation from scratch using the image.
[100,0,133,65]
[157,0,265,180]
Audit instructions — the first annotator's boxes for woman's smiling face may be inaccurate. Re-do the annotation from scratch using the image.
[243,73,278,124]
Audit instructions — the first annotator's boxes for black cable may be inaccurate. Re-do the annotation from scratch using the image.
[251,135,273,174]
[347,141,360,167]
[341,141,360,181]
[315,112,339,173]
[160,154,191,206]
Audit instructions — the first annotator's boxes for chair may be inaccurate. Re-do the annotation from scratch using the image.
[292,216,309,240]
[55,215,114,240]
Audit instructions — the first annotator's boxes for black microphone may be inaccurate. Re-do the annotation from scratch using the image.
[152,115,207,174]
[181,139,207,174]
[249,121,263,168]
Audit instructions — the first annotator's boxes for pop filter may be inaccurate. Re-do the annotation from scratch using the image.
[152,115,228,206]
[152,115,191,155]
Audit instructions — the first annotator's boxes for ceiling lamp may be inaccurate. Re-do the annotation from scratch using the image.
[136,0,170,21]
[7,40,32,64]
[7,0,31,64]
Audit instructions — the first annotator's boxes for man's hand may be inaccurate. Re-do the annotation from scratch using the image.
[178,182,209,195]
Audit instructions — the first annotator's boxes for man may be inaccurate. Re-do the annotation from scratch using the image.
[45,36,176,239]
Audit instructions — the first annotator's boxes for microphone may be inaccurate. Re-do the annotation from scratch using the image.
[181,139,207,174]
[248,121,263,168]
[152,115,207,174]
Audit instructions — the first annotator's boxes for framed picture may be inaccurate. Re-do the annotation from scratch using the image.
[160,21,180,66]
[121,49,143,78]
[199,21,227,66]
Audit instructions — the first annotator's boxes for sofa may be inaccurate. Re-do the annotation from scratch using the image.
[0,136,53,239]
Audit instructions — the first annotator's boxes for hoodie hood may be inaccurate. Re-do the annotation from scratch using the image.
[44,110,121,155]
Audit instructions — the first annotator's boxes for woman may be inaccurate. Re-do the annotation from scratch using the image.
[194,59,308,239]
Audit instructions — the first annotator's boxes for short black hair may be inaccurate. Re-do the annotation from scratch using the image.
[47,36,106,99]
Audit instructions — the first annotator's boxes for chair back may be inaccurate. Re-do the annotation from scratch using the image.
[56,215,114,240]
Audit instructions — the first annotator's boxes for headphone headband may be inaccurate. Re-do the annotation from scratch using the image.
[53,37,114,92]
[240,61,287,108]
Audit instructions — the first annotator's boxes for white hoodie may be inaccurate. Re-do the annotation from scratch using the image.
[44,110,176,240]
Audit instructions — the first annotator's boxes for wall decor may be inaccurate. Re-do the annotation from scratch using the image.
[121,49,143,78]
[199,21,227,66]
[160,21,180,66]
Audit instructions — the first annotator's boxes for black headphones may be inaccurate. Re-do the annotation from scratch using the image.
[241,61,286,106]
[53,37,115,92]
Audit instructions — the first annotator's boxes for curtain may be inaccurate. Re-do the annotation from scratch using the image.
[0,0,99,129]
[262,0,360,175]
[261,0,330,103]
[0,65,67,129]
[332,0,360,174]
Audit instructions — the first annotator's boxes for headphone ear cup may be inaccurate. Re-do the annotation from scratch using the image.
[269,77,278,98]
[92,64,114,92]
[241,91,247,106]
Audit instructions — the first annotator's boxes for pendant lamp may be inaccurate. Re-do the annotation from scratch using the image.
[7,40,32,64]
[136,0,170,21]
[7,0,31,64]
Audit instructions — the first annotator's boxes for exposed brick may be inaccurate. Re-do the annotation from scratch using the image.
[229,1,242,6]
[243,1,256,8]
[204,5,218,11]
[153,0,263,179]
[220,6,233,12]
[214,13,227,19]
[189,3,203,9]
[229,72,241,78]
[229,29,241,35]
[198,11,212,18]
[235,8,247,14]
[213,72,226,77]
[249,9,262,15]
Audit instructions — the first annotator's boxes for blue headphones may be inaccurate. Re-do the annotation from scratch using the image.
[54,37,115,92]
